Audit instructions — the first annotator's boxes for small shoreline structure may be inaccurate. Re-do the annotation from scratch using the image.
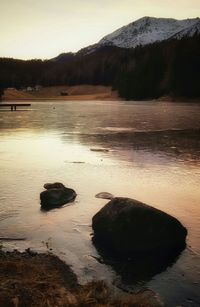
[0,103,31,111]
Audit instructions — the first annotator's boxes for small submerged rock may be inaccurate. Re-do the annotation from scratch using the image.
[72,161,85,164]
[95,192,114,200]
[64,161,85,164]
[40,182,77,210]
[90,148,109,153]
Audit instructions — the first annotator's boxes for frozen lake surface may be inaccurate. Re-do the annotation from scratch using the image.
[0,100,200,306]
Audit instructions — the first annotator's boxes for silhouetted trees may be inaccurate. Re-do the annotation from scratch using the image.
[116,36,200,100]
[169,35,200,97]
[0,35,199,100]
[0,85,4,101]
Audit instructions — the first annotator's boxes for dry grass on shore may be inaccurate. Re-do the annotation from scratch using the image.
[3,85,120,102]
[0,250,162,307]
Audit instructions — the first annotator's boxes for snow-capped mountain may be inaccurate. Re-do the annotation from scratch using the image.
[98,17,200,49]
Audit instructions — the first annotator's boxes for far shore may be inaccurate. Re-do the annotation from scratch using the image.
[3,85,121,102]
[2,85,199,103]
[3,96,119,102]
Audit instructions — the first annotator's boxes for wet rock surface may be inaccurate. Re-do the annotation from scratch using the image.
[43,182,66,190]
[95,192,114,200]
[92,197,187,255]
[40,182,77,210]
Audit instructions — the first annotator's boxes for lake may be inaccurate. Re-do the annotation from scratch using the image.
[0,100,200,306]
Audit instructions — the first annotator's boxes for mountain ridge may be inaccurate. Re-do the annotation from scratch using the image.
[97,16,200,49]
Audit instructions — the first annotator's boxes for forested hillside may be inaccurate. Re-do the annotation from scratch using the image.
[0,35,199,100]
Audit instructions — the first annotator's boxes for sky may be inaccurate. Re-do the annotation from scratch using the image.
[0,0,200,60]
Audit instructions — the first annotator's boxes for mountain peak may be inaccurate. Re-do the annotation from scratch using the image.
[98,16,200,49]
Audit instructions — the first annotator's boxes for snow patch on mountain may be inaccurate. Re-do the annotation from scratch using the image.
[98,17,200,49]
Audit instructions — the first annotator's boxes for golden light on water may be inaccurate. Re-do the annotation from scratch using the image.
[0,101,200,305]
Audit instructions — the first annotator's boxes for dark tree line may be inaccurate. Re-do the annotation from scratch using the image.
[0,58,51,89]
[0,35,200,100]
[114,35,200,100]
[0,86,4,101]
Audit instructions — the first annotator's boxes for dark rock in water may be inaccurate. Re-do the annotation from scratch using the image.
[95,192,114,200]
[90,148,109,152]
[40,183,76,210]
[44,182,66,190]
[92,197,187,255]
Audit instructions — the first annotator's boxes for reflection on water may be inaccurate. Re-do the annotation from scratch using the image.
[93,236,186,287]
[0,101,200,306]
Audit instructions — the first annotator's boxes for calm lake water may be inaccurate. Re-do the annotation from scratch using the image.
[0,100,200,306]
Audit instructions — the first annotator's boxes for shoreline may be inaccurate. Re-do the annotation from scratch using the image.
[2,85,121,102]
[3,96,200,103]
[2,96,121,102]
[2,96,200,104]
[0,249,162,306]
[3,85,199,103]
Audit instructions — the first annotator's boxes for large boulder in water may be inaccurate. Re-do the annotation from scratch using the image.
[40,182,77,210]
[92,197,187,255]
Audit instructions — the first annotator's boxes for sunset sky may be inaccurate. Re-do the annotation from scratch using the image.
[0,0,199,59]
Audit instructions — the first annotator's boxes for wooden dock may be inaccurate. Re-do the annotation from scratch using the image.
[0,103,31,111]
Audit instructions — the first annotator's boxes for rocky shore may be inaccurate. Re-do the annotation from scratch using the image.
[0,184,188,306]
[0,249,162,307]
